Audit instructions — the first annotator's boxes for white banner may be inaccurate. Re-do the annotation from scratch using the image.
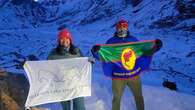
[23,57,92,107]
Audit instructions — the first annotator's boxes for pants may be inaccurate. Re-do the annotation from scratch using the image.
[61,97,85,110]
[112,77,144,110]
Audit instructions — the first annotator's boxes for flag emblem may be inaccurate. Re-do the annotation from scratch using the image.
[121,48,136,71]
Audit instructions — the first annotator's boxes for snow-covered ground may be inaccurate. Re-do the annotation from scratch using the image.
[37,81,195,110]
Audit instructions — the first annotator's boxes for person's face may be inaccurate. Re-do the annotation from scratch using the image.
[117,28,128,38]
[59,38,71,48]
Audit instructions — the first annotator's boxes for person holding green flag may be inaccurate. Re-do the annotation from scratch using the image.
[91,20,162,110]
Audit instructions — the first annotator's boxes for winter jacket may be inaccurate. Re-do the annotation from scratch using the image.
[106,32,138,44]
[106,32,140,79]
[48,46,83,60]
[91,32,140,79]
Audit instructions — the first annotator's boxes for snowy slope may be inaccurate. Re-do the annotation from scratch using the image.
[36,83,195,110]
[88,84,195,110]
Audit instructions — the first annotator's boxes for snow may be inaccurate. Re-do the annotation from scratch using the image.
[35,83,195,110]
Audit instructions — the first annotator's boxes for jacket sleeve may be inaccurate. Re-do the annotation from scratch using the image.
[91,38,113,60]
[106,37,114,44]
[91,49,100,60]
[75,48,84,57]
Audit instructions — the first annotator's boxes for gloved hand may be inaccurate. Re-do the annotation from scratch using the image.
[142,39,163,56]
[91,45,100,53]
[88,57,95,64]
[154,39,163,52]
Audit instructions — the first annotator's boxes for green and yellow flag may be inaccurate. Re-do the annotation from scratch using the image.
[97,40,156,78]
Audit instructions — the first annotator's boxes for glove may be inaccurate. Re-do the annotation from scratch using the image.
[154,39,163,52]
[88,57,95,64]
[91,45,100,53]
[142,39,163,56]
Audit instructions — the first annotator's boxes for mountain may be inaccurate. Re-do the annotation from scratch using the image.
[1,0,194,30]
[0,0,195,99]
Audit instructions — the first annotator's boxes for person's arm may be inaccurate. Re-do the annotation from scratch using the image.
[142,39,163,56]
[91,36,116,60]
[76,48,84,57]
[76,47,95,63]
[74,46,85,57]
[153,39,163,52]
[91,45,101,60]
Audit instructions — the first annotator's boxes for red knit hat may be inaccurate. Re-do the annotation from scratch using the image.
[58,29,72,43]
[116,20,128,30]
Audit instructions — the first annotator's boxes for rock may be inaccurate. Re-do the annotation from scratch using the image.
[131,0,142,7]
[0,91,21,110]
[150,0,195,32]
[162,80,177,91]
[0,71,29,110]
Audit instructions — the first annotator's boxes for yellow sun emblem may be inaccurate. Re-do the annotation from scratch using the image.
[121,48,136,70]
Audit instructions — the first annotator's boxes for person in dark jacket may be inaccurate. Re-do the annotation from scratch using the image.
[91,20,162,110]
[48,29,85,110]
